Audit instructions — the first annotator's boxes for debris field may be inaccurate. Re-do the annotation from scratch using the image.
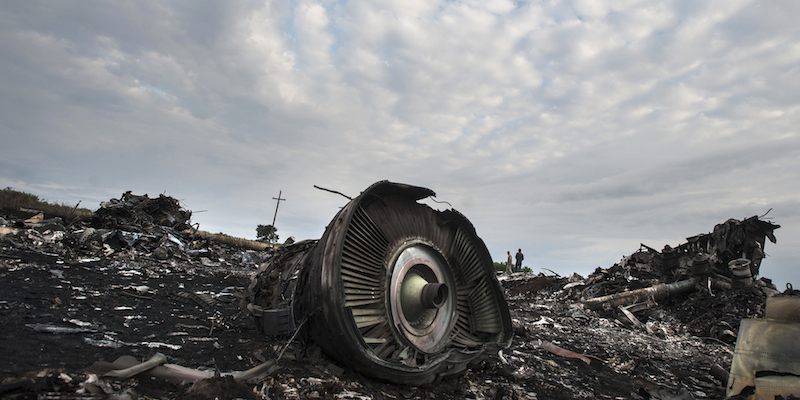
[0,191,796,399]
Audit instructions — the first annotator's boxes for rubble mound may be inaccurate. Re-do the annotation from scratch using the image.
[91,191,193,231]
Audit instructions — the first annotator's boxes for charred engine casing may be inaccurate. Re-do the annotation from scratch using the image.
[244,181,512,385]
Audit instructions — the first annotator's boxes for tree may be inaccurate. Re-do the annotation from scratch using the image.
[256,224,278,243]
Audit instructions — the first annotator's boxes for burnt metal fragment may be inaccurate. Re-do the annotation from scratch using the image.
[727,317,800,398]
[766,296,800,324]
[243,181,513,384]
[582,278,699,311]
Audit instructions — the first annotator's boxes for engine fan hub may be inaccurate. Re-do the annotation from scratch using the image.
[389,242,456,353]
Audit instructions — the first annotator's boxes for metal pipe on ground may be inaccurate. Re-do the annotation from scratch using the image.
[581,278,699,311]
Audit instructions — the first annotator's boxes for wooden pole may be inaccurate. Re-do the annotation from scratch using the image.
[271,190,286,229]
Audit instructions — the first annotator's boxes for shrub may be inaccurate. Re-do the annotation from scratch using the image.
[256,224,279,243]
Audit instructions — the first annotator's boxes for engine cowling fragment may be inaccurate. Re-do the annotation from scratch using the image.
[244,181,512,384]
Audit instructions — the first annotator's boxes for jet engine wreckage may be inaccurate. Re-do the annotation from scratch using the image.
[241,181,513,385]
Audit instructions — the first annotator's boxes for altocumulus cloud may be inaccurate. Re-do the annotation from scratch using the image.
[1,0,799,287]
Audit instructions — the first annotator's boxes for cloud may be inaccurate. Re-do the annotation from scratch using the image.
[1,0,799,288]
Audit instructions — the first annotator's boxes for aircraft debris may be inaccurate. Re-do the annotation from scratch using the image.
[726,296,800,399]
[243,181,513,385]
[0,188,795,399]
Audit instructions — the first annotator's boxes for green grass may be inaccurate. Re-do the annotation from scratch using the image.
[0,187,92,220]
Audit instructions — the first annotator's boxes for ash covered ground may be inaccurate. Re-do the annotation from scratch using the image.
[0,194,792,399]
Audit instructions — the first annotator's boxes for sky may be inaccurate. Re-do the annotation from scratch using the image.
[1,0,799,289]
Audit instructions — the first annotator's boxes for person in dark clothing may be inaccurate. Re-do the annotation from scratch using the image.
[515,249,523,272]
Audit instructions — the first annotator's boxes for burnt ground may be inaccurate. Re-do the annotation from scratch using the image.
[0,204,785,400]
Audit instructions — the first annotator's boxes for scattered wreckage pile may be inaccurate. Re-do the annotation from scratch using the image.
[576,214,784,339]
[1,184,798,399]
[1,190,270,267]
[560,214,800,399]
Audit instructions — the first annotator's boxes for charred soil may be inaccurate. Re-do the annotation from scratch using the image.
[0,197,791,399]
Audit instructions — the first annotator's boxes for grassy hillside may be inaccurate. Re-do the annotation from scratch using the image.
[190,229,273,251]
[0,187,92,219]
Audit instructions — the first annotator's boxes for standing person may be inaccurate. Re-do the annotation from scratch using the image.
[515,249,524,272]
[505,251,513,275]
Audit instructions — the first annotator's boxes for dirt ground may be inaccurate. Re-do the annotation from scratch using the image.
[0,205,788,399]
